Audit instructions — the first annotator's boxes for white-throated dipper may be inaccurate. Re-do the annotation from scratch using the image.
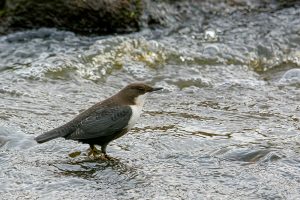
[35,83,163,159]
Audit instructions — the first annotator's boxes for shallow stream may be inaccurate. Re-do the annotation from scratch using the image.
[1,3,300,199]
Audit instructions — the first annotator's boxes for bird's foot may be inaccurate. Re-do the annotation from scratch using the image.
[102,153,115,161]
[87,147,115,161]
[88,147,102,157]
[94,153,116,161]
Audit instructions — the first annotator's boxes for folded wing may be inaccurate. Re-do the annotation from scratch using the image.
[67,106,132,140]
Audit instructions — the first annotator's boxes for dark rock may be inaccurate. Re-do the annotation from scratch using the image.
[142,0,300,29]
[0,0,5,9]
[1,0,299,35]
[0,0,142,35]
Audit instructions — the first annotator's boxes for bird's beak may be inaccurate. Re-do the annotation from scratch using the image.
[151,87,163,92]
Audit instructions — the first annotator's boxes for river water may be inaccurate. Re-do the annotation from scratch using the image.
[0,3,300,200]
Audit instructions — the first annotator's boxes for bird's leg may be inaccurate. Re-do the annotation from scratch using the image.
[101,144,113,160]
[88,144,113,160]
[88,144,101,157]
[87,144,94,157]
[101,144,107,157]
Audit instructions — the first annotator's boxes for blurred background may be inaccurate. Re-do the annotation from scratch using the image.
[0,0,300,199]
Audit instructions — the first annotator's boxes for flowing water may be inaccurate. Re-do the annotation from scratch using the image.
[1,3,300,200]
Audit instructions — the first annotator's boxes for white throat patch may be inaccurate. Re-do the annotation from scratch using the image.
[127,94,147,130]
[134,94,147,106]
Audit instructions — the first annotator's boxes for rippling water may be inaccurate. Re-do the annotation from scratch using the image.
[1,3,300,200]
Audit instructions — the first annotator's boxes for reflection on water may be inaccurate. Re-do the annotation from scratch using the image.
[0,1,300,199]
[53,157,139,179]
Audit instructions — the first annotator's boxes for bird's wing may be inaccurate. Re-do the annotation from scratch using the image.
[67,106,132,140]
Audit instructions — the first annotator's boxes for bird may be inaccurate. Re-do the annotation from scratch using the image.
[35,83,163,159]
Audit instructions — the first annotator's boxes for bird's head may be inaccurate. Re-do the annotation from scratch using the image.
[118,83,163,105]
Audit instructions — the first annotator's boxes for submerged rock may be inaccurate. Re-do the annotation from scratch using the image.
[279,68,300,86]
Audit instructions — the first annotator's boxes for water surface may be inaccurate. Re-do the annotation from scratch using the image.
[1,3,300,200]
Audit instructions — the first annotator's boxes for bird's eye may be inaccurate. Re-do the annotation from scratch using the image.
[137,87,144,91]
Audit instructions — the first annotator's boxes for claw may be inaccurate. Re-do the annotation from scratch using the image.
[103,154,114,160]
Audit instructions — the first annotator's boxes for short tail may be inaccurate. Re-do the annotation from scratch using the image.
[35,125,72,143]
[35,132,59,143]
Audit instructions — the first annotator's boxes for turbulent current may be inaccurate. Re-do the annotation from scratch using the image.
[0,3,300,200]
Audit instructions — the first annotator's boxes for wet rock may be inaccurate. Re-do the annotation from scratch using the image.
[1,0,299,35]
[0,0,4,9]
[217,148,274,163]
[142,0,300,31]
[0,0,142,35]
[279,68,300,86]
